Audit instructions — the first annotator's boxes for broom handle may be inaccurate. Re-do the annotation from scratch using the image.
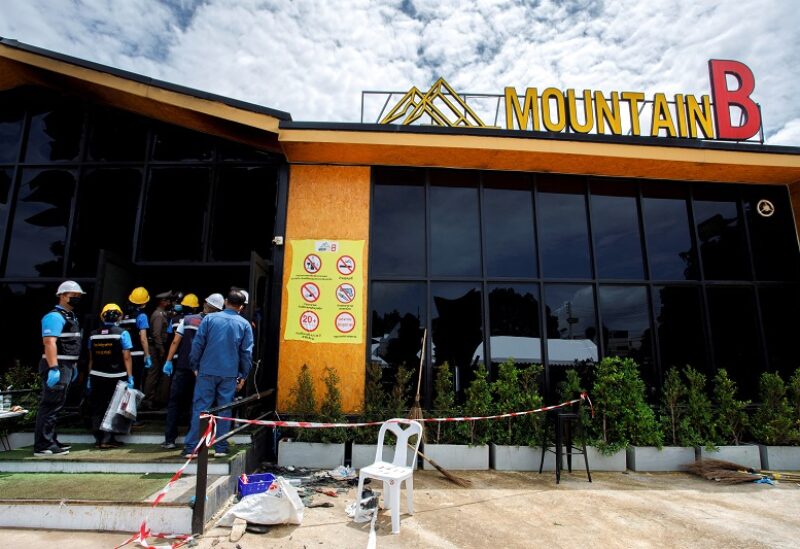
[414,329,427,400]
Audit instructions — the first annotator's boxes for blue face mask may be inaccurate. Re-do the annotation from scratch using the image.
[174,305,183,313]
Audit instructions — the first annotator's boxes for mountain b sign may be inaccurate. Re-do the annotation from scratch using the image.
[380,60,762,142]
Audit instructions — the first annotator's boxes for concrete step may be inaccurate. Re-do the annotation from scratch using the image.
[0,443,246,475]
[4,431,251,450]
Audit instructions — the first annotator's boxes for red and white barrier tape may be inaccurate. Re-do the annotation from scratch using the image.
[117,393,591,547]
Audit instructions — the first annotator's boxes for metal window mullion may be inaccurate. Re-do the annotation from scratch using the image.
[532,175,550,392]
[585,180,604,359]
[424,169,433,409]
[132,128,155,262]
[687,185,715,370]
[0,107,32,277]
[738,187,770,369]
[478,173,491,378]
[637,183,662,384]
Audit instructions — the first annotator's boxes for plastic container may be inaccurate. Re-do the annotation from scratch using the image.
[238,473,276,498]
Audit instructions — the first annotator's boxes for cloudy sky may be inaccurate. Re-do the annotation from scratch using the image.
[1,0,798,145]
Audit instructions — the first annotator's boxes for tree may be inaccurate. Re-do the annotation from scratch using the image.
[712,369,750,445]
[661,367,685,446]
[753,372,800,445]
[288,365,316,442]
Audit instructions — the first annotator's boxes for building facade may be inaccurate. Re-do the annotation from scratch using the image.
[0,39,798,411]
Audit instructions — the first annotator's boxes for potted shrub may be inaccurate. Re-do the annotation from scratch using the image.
[701,368,760,468]
[592,357,662,471]
[489,360,547,471]
[754,370,800,470]
[628,367,695,472]
[278,365,346,469]
[351,363,416,468]
[423,362,489,470]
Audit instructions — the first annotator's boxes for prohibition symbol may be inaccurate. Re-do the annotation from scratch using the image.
[336,283,356,304]
[301,282,320,303]
[304,254,322,274]
[335,312,356,333]
[300,311,319,332]
[336,255,356,275]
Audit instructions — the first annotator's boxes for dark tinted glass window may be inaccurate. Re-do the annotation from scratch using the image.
[68,168,143,275]
[139,168,211,261]
[218,142,279,162]
[642,184,698,280]
[759,286,800,379]
[0,91,25,163]
[598,285,654,386]
[488,283,541,367]
[210,167,276,261]
[431,283,483,396]
[24,95,84,163]
[152,125,214,161]
[693,187,750,280]
[87,107,148,162]
[0,168,13,245]
[707,286,763,399]
[743,186,800,281]
[544,284,598,365]
[430,171,481,276]
[370,281,426,387]
[5,169,76,277]
[653,285,707,372]
[590,181,644,279]
[371,168,425,276]
[537,175,591,278]
[483,173,536,277]
[0,283,58,371]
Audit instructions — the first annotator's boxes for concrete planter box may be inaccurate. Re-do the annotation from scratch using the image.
[422,444,489,470]
[490,444,555,471]
[626,446,696,472]
[351,444,418,469]
[586,447,626,471]
[698,445,761,469]
[759,446,800,471]
[277,440,345,469]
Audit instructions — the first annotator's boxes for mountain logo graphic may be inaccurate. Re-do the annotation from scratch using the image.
[380,78,489,127]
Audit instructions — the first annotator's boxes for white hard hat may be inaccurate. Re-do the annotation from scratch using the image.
[205,293,224,311]
[240,290,249,305]
[56,281,86,296]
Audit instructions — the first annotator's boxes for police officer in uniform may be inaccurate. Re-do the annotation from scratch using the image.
[142,290,175,409]
[34,281,85,457]
[87,303,134,449]
[160,293,223,449]
[120,287,152,391]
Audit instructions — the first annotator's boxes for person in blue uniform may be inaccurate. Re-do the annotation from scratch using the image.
[160,293,223,450]
[182,290,253,458]
[34,280,85,457]
[119,287,152,391]
[87,303,134,449]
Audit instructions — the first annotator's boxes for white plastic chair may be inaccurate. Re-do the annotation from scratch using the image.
[354,418,422,534]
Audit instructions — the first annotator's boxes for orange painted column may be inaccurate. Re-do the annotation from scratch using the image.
[277,165,371,413]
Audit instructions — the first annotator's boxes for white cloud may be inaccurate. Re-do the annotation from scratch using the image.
[0,0,798,145]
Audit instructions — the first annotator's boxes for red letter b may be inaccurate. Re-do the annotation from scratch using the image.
[708,59,761,140]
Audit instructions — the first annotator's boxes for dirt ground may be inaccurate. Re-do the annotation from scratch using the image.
[2,470,799,548]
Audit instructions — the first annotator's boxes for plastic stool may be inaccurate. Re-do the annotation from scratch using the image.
[538,408,591,484]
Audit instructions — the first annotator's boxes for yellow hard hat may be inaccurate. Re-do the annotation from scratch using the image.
[181,293,200,308]
[100,303,123,320]
[129,286,150,305]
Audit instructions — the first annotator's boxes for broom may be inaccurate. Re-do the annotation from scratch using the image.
[408,329,427,424]
[409,444,472,488]
[687,458,800,482]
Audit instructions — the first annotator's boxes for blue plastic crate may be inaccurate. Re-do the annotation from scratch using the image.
[238,473,276,498]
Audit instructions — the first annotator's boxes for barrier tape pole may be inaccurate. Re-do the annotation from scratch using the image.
[118,394,590,548]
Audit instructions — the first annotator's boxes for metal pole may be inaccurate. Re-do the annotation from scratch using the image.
[191,414,210,535]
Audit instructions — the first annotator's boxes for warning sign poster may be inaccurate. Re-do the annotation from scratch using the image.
[284,239,365,344]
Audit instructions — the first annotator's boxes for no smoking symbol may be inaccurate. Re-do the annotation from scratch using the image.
[336,283,355,304]
[337,255,356,275]
[300,311,319,332]
[301,282,320,303]
[304,254,322,274]
[335,312,355,333]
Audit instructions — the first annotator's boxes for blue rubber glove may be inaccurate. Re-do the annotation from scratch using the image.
[46,368,60,388]
[163,361,173,376]
[71,366,78,382]
[86,377,92,395]
[144,356,153,369]
[127,375,135,389]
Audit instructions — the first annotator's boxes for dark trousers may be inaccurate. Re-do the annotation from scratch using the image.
[90,375,125,444]
[34,362,74,452]
[164,369,196,444]
[131,356,145,390]
[143,352,171,409]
